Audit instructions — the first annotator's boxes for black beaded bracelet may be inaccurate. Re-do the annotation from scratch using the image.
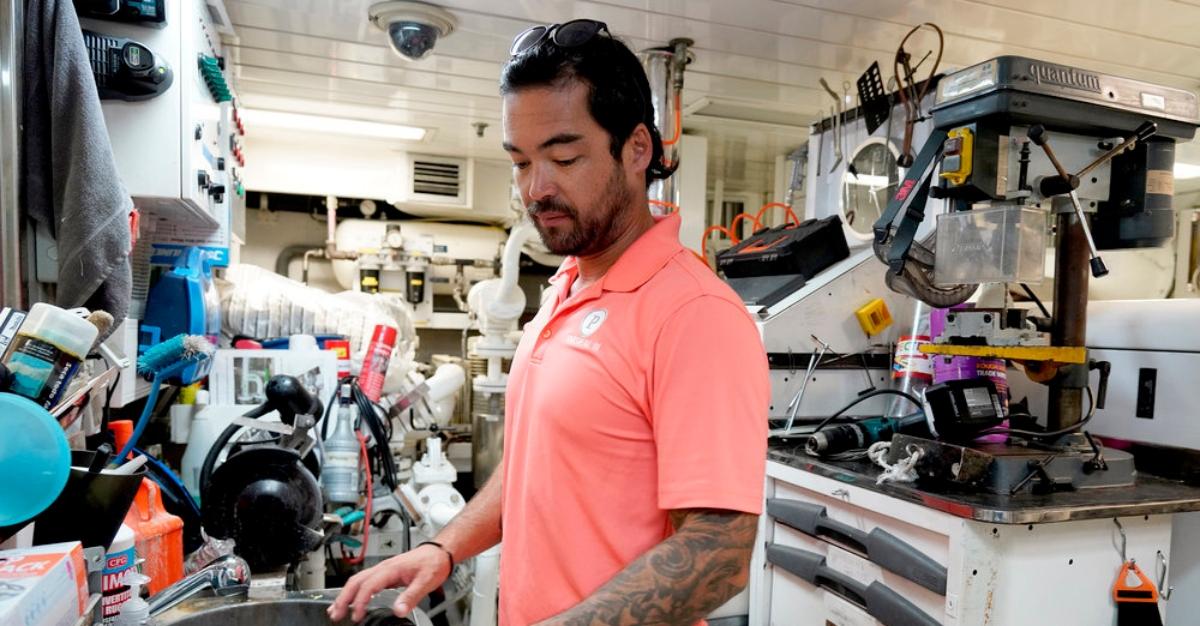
[417,541,455,570]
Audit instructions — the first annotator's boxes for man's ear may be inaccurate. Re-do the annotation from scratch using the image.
[623,123,653,181]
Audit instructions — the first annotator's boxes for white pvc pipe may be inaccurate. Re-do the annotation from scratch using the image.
[469,545,501,626]
[498,220,538,297]
[325,195,338,244]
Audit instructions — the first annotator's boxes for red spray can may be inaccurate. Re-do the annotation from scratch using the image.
[358,325,397,401]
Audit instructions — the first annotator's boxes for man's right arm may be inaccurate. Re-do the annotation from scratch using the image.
[328,466,503,621]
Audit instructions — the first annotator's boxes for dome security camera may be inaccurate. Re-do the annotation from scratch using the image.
[368,1,457,61]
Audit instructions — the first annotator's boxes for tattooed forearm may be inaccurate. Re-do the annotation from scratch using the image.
[536,509,758,626]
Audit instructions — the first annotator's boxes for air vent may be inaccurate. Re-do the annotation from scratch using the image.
[412,160,462,198]
[401,155,472,207]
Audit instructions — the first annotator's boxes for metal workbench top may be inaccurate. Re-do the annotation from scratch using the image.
[768,443,1200,524]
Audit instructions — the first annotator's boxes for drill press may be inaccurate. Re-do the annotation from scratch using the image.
[871,56,1199,494]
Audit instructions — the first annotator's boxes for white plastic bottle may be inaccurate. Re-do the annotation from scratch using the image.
[323,384,361,504]
[1,302,99,407]
[115,572,151,626]
[101,524,137,624]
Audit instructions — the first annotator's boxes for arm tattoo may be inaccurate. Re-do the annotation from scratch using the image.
[541,509,758,626]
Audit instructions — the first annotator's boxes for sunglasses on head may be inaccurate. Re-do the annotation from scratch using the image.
[509,19,610,57]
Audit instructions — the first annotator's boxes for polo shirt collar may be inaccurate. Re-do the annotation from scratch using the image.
[548,212,682,293]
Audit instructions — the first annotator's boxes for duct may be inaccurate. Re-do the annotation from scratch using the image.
[640,38,692,214]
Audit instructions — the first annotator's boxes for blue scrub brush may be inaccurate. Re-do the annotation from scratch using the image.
[113,335,214,463]
[137,334,213,380]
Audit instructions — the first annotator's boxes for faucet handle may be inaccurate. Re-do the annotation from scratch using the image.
[211,554,251,595]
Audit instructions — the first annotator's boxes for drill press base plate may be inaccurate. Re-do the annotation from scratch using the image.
[887,433,1136,495]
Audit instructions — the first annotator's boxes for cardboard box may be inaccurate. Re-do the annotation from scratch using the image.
[0,542,88,626]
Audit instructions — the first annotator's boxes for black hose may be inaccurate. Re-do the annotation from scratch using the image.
[198,423,244,498]
[1019,283,1052,318]
[811,388,925,434]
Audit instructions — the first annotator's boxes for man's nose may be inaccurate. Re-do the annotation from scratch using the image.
[526,163,558,202]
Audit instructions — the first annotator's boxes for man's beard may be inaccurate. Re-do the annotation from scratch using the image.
[527,165,633,257]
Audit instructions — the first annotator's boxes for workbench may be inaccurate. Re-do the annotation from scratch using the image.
[749,444,1200,626]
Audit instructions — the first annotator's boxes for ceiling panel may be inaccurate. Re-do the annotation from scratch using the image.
[223,0,1200,196]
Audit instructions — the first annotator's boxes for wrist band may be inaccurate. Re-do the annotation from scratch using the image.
[418,541,455,570]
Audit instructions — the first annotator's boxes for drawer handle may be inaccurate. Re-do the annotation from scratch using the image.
[766,544,942,626]
[767,498,948,595]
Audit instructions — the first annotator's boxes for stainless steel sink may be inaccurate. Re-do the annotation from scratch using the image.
[155,589,433,626]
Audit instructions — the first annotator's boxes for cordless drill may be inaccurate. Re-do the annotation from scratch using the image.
[805,413,929,456]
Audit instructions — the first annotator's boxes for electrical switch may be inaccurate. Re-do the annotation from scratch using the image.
[939,127,974,186]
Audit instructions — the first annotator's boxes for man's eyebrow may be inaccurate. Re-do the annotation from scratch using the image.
[538,133,583,150]
[503,133,584,156]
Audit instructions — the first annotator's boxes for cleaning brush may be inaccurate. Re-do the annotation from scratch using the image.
[113,335,214,464]
[137,334,213,380]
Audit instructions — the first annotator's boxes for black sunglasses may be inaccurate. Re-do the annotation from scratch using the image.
[509,19,610,57]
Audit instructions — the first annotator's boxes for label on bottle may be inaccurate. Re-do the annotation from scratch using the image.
[4,335,81,407]
[358,346,392,402]
[323,449,360,502]
[892,334,933,382]
[101,545,136,622]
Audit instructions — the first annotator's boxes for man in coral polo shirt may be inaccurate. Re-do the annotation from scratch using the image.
[331,19,768,625]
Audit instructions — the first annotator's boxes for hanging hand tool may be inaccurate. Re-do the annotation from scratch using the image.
[856,61,890,135]
[893,23,944,167]
[844,80,859,178]
[782,340,830,434]
[814,108,826,172]
[819,78,844,173]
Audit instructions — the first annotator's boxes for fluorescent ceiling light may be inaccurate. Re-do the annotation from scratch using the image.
[1175,162,1200,180]
[241,109,426,141]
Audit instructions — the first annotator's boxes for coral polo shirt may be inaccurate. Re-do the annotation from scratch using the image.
[498,212,770,625]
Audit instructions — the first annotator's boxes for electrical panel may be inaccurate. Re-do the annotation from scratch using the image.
[80,0,239,232]
[78,0,242,407]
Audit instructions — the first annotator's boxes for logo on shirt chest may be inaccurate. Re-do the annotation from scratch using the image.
[564,308,607,352]
[580,309,608,337]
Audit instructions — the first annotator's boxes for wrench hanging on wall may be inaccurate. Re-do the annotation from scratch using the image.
[819,78,843,173]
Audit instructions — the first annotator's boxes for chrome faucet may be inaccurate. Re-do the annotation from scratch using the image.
[147,554,251,617]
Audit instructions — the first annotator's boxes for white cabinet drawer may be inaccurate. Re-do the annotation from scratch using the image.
[770,524,947,622]
[770,480,953,574]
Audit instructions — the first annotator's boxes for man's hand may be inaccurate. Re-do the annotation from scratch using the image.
[535,509,759,626]
[327,543,450,622]
[328,468,503,622]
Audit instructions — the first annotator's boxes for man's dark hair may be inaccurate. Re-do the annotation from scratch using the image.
[500,33,676,188]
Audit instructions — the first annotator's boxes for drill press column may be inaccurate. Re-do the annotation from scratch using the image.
[1048,206,1091,431]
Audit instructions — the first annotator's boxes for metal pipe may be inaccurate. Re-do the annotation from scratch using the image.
[301,249,325,284]
[274,244,321,276]
[640,39,691,214]
[0,0,23,307]
[1047,209,1090,431]
[321,195,358,261]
